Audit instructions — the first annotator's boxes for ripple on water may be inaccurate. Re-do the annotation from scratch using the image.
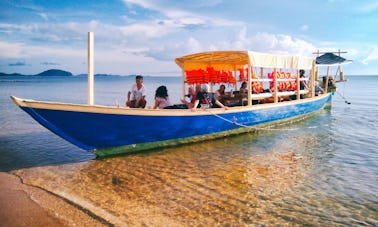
[12,131,378,226]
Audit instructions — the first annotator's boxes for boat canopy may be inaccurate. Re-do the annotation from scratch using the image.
[316,52,352,66]
[175,51,314,71]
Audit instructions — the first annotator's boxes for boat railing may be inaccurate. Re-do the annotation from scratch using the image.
[251,78,309,82]
[249,77,309,99]
[250,90,309,100]
[251,78,273,82]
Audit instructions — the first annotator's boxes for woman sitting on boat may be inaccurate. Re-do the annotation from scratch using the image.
[153,85,172,109]
[213,84,229,110]
[239,82,248,98]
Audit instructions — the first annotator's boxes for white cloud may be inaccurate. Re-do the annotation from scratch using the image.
[301,24,309,31]
[38,13,49,21]
[123,0,156,9]
[215,29,316,57]
[0,41,25,58]
[358,2,378,12]
[362,47,378,64]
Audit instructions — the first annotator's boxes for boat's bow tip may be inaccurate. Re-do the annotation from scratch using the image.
[9,95,23,106]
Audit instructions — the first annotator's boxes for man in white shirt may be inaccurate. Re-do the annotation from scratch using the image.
[126,75,147,108]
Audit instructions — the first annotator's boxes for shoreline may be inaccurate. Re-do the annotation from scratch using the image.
[0,172,109,226]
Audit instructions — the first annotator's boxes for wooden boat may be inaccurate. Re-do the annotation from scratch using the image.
[11,34,348,157]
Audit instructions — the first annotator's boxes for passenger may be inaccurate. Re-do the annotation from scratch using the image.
[126,75,147,108]
[299,70,309,90]
[153,85,172,109]
[213,84,229,109]
[314,81,324,96]
[180,86,197,109]
[322,76,336,92]
[239,82,248,98]
[328,76,336,88]
[194,84,212,109]
[214,84,228,102]
[299,70,308,99]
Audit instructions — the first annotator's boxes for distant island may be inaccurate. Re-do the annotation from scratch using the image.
[36,69,73,77]
[0,69,141,77]
[0,69,72,77]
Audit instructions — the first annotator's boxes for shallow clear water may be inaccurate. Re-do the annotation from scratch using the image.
[0,75,377,225]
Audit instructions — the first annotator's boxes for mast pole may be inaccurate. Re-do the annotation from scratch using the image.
[247,64,252,106]
[88,32,94,105]
[338,49,345,81]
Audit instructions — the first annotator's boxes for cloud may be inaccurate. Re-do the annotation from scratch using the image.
[358,2,378,12]
[9,61,27,66]
[143,27,317,63]
[362,47,378,64]
[301,24,309,31]
[122,0,243,32]
[0,1,321,75]
[9,1,43,11]
[41,61,60,66]
[38,13,49,21]
[143,37,203,61]
[0,40,28,58]
[209,29,316,57]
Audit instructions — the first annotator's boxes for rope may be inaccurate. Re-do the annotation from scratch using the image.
[205,108,302,131]
[335,90,351,104]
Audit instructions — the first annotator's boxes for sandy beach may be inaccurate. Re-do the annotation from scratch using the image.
[0,172,108,227]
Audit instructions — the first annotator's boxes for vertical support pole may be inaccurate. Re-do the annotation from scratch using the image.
[325,66,330,93]
[315,49,320,81]
[88,32,94,105]
[247,65,252,106]
[296,69,300,100]
[182,69,186,99]
[310,60,315,98]
[338,49,344,81]
[273,68,278,103]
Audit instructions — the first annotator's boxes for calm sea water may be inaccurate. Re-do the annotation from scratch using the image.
[0,75,377,225]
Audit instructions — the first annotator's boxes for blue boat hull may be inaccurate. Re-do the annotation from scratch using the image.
[13,94,332,156]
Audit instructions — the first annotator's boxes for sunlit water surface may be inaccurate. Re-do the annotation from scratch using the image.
[1,75,377,225]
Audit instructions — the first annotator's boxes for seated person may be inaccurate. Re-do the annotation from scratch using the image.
[212,84,229,109]
[239,82,248,98]
[214,84,231,102]
[299,70,309,99]
[314,81,324,96]
[126,75,146,108]
[153,85,172,109]
[328,76,336,88]
[194,84,212,109]
[180,86,197,109]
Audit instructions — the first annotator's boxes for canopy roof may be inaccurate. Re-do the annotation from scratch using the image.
[175,51,314,71]
[316,53,352,66]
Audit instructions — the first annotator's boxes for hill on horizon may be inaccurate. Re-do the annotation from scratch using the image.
[0,69,72,77]
[0,69,135,77]
[35,69,73,77]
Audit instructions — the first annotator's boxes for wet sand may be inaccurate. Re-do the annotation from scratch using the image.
[0,172,108,227]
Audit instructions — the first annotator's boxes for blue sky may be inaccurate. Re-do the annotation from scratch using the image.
[1,0,377,76]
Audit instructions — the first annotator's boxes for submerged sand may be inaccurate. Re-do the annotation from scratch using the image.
[0,172,108,227]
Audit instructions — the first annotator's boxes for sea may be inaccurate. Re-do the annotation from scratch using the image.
[0,75,377,226]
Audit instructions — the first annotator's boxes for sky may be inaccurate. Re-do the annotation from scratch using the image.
[0,0,378,76]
